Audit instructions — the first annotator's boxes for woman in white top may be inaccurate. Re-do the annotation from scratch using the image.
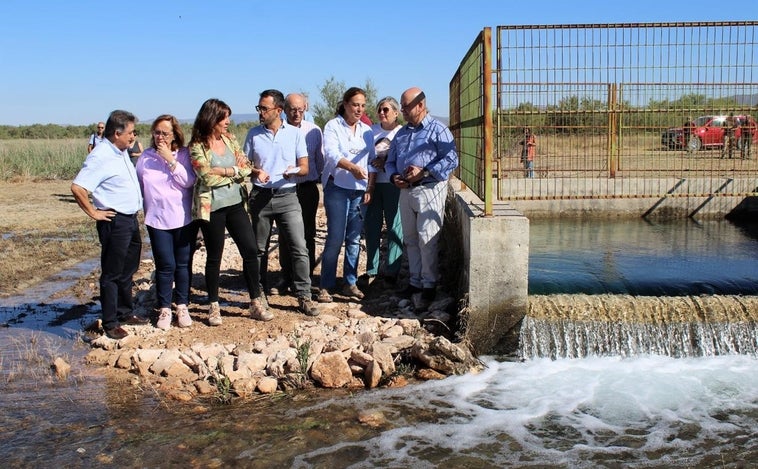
[318,87,375,302]
[362,97,403,287]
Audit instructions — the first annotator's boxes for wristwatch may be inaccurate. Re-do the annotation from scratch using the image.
[422,169,430,179]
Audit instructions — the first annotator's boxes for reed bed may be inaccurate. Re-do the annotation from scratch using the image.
[0,139,88,181]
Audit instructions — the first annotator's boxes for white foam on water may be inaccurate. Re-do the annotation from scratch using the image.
[293,355,758,468]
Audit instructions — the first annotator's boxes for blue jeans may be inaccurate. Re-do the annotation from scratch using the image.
[147,223,197,308]
[364,182,403,276]
[320,180,365,290]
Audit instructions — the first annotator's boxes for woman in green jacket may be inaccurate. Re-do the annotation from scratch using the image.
[189,98,272,325]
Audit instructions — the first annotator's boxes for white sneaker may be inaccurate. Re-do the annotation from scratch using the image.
[156,308,172,330]
[208,302,222,326]
[176,304,192,328]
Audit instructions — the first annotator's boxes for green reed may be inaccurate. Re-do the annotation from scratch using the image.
[0,139,89,181]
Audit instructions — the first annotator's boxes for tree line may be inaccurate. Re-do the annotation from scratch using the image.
[2,76,394,140]
[498,93,754,136]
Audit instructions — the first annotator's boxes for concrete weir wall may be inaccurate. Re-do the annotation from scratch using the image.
[447,179,529,354]
[500,177,758,219]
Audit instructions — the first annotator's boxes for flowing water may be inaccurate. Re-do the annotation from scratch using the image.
[2,219,757,467]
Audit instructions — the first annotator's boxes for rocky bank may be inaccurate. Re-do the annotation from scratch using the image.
[82,230,482,401]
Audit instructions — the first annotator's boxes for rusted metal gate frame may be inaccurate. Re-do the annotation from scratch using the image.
[450,27,493,215]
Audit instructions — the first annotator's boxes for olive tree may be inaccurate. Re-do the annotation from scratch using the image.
[312,76,380,128]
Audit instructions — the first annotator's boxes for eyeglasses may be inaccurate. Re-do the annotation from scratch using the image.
[377,107,393,114]
[97,127,104,130]
[152,130,173,137]
[287,108,305,114]
[255,105,277,113]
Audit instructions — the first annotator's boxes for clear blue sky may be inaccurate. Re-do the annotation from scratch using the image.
[0,0,752,126]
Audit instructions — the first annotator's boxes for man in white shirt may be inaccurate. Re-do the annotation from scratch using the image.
[72,110,148,339]
[243,89,320,318]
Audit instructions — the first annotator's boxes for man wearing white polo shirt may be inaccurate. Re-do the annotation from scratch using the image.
[244,89,319,318]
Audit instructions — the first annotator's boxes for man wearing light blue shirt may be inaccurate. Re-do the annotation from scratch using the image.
[386,87,459,307]
[71,110,148,339]
[276,93,324,285]
[243,89,319,317]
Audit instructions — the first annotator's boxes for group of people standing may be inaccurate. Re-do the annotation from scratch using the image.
[72,86,458,340]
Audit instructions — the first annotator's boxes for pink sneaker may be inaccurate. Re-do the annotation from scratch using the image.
[176,304,192,328]
[156,308,172,330]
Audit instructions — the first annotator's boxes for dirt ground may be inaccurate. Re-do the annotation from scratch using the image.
[0,179,396,348]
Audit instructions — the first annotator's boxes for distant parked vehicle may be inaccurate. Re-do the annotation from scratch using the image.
[661,115,758,152]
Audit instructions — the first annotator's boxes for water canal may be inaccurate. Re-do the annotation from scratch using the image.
[1,218,757,467]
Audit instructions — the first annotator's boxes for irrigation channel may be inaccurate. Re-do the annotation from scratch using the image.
[1,218,757,467]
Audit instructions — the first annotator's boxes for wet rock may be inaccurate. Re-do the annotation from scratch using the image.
[194,379,215,395]
[365,360,382,389]
[84,348,110,366]
[369,342,396,375]
[386,375,408,388]
[165,389,194,402]
[51,357,70,379]
[311,351,352,388]
[357,409,387,427]
[416,368,447,380]
[412,336,480,375]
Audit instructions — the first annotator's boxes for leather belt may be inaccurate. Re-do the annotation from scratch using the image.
[103,209,137,218]
[410,179,437,187]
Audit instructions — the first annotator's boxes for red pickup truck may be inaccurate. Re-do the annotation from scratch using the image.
[661,115,757,152]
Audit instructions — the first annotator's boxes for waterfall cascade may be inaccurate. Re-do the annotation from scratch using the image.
[519,294,758,359]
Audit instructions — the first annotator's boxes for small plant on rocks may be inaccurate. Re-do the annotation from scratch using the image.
[210,357,233,405]
[294,336,311,376]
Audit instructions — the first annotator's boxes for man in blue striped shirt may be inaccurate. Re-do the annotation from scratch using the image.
[386,87,459,307]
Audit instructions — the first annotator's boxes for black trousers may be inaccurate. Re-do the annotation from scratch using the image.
[96,212,142,330]
[200,202,260,302]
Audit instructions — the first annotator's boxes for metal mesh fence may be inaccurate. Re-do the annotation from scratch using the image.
[473,22,758,202]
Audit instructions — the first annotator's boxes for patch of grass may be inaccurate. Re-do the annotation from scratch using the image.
[0,139,86,181]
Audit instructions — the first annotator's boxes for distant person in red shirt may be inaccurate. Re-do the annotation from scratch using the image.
[520,127,536,178]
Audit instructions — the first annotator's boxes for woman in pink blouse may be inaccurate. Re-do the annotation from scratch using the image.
[136,115,197,330]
